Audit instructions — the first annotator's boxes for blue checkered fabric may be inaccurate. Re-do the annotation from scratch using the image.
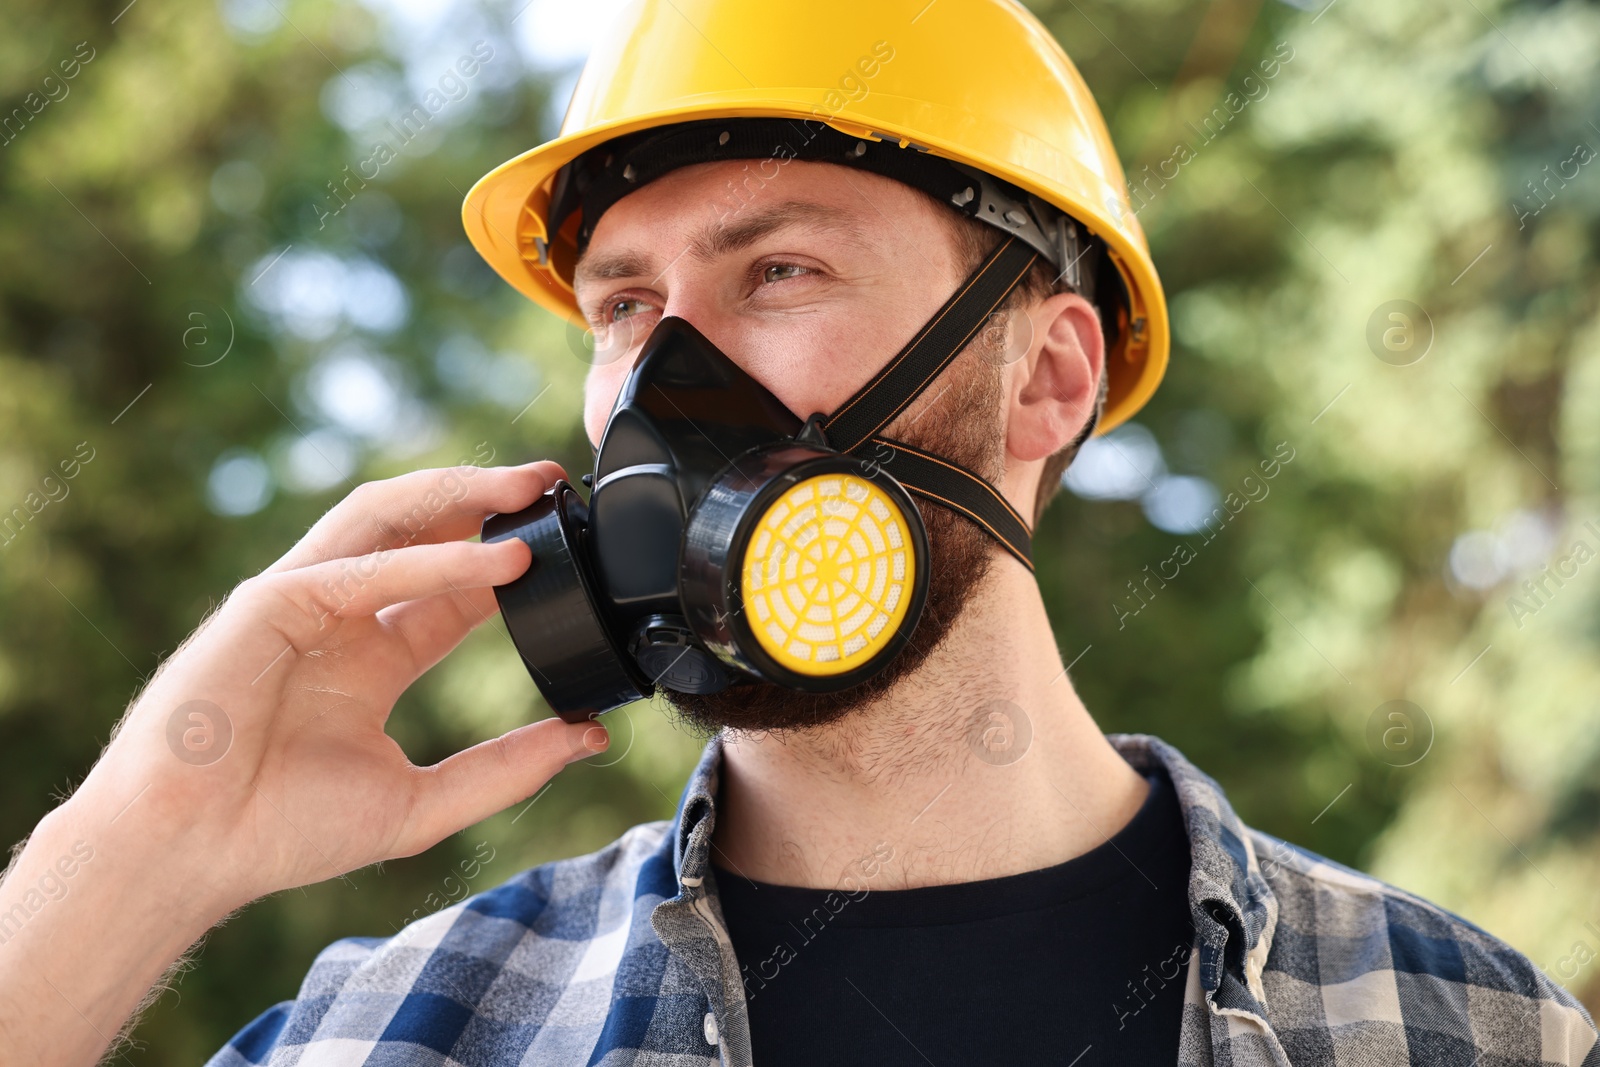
[206,732,1600,1066]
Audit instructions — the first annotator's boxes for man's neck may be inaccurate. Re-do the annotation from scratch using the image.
[711,559,1151,891]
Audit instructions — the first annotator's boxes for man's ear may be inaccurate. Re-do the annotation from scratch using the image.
[1006,291,1104,463]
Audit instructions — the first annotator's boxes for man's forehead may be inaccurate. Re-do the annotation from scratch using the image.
[574,198,873,287]
[574,181,886,288]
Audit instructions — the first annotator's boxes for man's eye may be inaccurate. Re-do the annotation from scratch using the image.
[762,264,809,284]
[607,298,650,322]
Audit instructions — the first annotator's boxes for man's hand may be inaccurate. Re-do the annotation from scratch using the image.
[0,459,609,1066]
[92,458,607,901]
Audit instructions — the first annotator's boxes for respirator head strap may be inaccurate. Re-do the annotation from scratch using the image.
[816,232,1041,566]
[820,234,1041,452]
[863,435,1034,572]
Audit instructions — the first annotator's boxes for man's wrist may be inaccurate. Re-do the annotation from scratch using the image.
[0,794,239,1066]
[43,776,244,936]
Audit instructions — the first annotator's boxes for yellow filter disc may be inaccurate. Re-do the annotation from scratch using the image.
[739,472,917,676]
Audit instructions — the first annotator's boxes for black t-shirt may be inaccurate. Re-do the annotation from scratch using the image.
[711,768,1195,1066]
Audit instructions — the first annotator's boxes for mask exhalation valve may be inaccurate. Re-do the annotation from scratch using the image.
[628,614,733,694]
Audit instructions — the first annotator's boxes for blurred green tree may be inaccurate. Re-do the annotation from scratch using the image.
[0,0,1596,1059]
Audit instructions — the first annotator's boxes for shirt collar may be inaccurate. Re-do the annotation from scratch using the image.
[664,729,1278,1015]
[669,732,725,888]
[1111,733,1278,1016]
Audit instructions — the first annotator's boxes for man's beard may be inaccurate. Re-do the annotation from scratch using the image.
[664,345,1007,736]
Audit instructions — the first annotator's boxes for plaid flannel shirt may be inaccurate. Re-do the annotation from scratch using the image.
[208,731,1600,1066]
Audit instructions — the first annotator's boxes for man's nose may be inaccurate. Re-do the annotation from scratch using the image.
[650,296,763,383]
[655,291,727,348]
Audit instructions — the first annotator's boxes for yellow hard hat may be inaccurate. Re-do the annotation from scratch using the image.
[462,0,1169,434]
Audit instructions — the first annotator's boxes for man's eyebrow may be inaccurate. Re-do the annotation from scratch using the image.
[686,199,868,261]
[573,200,870,288]
[573,249,656,287]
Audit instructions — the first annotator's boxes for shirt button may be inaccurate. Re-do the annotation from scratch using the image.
[703,1010,719,1045]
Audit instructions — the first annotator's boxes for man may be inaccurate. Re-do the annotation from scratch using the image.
[1,1,1595,1065]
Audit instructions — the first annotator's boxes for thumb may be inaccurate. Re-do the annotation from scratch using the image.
[402,718,611,851]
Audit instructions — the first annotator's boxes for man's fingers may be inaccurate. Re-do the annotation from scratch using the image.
[399,718,612,851]
[376,583,505,677]
[246,539,532,652]
[267,461,567,574]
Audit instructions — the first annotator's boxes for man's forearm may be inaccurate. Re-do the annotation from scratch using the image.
[0,793,232,1066]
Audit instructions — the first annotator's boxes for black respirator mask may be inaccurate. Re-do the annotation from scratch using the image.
[482,122,1112,723]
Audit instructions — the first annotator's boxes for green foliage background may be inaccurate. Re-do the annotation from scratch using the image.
[2,0,1598,1059]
